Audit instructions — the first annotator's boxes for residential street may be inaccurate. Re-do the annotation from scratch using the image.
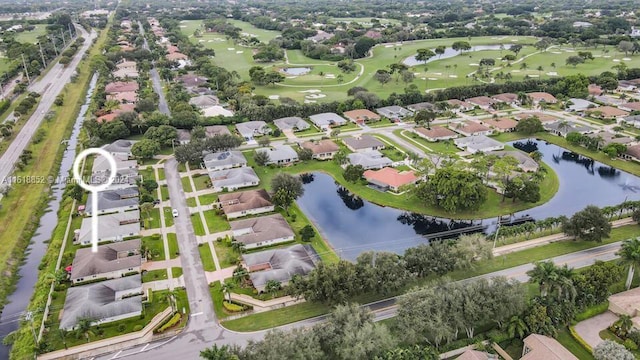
[0,25,95,190]
[138,21,170,115]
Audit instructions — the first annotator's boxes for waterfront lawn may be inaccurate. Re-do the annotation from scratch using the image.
[198,243,217,271]
[204,210,230,233]
[167,233,179,259]
[199,193,218,205]
[394,129,459,155]
[142,235,166,261]
[171,267,183,278]
[181,176,193,192]
[191,213,206,236]
[143,269,168,283]
[192,173,210,191]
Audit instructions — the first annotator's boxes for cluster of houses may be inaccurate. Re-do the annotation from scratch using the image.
[61,140,144,330]
[148,18,190,67]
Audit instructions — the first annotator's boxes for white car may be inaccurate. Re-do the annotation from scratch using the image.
[172,209,179,217]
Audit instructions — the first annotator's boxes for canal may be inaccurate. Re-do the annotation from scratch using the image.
[0,73,98,358]
[296,139,640,260]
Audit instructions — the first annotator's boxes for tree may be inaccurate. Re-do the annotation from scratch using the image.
[257,136,270,147]
[414,167,487,213]
[452,41,471,52]
[74,318,95,342]
[300,224,316,241]
[454,233,493,269]
[131,139,161,159]
[435,45,446,58]
[265,280,281,297]
[221,281,234,302]
[144,125,178,147]
[333,149,347,165]
[578,51,594,61]
[414,110,437,128]
[263,71,285,87]
[401,70,415,84]
[415,48,435,64]
[566,55,585,68]
[98,120,130,141]
[593,340,634,360]
[356,251,408,295]
[343,164,364,183]
[618,41,634,56]
[618,238,640,290]
[253,151,270,166]
[271,173,304,214]
[140,202,155,222]
[562,205,611,242]
[507,315,528,339]
[374,70,392,87]
[510,44,523,57]
[67,183,84,202]
[200,345,238,360]
[403,241,457,277]
[297,147,313,161]
[479,58,495,67]
[493,156,520,202]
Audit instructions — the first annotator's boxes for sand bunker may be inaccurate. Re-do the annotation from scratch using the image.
[268,95,280,100]
[286,76,297,79]
[469,63,479,66]
[227,48,235,51]
[433,72,442,75]
[385,45,394,48]
[304,100,317,104]
[299,89,321,93]
[236,51,243,54]
[613,59,621,62]
[551,51,562,54]
[528,74,539,78]
[305,94,327,99]
[428,77,438,80]
[449,75,458,78]
[546,72,558,76]
[623,58,632,61]
[511,70,521,73]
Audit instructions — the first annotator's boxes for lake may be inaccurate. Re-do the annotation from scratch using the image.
[280,67,312,76]
[402,44,513,67]
[296,139,640,260]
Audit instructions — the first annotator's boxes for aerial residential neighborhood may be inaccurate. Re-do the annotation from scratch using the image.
[2,1,640,360]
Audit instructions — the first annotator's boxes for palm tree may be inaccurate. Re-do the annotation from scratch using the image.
[265,280,281,297]
[74,318,95,342]
[58,328,69,349]
[131,116,146,134]
[140,202,154,223]
[530,150,543,162]
[230,240,245,254]
[527,261,560,297]
[164,289,177,312]
[507,315,528,339]
[616,314,633,337]
[617,237,640,290]
[221,281,234,302]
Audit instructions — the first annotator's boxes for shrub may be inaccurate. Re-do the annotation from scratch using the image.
[156,313,181,333]
[624,338,638,351]
[133,324,143,332]
[486,329,510,344]
[223,301,245,312]
[569,326,593,352]
[627,330,640,347]
[117,323,126,332]
[574,302,609,322]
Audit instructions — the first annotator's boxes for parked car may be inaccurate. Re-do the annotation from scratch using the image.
[172,208,179,217]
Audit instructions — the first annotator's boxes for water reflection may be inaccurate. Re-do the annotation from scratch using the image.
[336,186,364,210]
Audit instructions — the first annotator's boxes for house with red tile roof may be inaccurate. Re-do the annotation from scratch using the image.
[466,96,496,109]
[343,109,381,124]
[527,92,558,104]
[481,117,518,132]
[105,81,139,94]
[107,91,138,104]
[363,167,418,192]
[447,99,475,111]
[451,121,493,136]
[167,52,189,61]
[619,102,640,112]
[586,106,629,120]
[514,112,559,123]
[588,84,603,96]
[491,93,519,104]
[413,126,458,142]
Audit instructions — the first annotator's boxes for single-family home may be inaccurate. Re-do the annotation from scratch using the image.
[176,129,191,145]
[618,79,640,92]
[364,30,383,39]
[343,135,385,152]
[273,117,311,132]
[85,187,139,215]
[230,214,295,250]
[376,105,413,121]
[588,84,603,96]
[406,102,437,112]
[96,113,119,123]
[59,275,143,330]
[92,154,137,177]
[466,96,496,110]
[480,117,518,132]
[189,95,219,109]
[527,92,558,105]
[567,98,598,112]
[347,151,393,170]
[491,93,518,105]
[521,334,578,360]
[594,95,627,106]
[619,102,640,113]
[447,99,475,112]
[309,112,347,130]
[587,131,634,146]
[105,81,139,94]
[217,189,274,219]
[454,135,504,154]
[75,210,140,245]
[608,286,640,322]
[413,126,458,142]
[70,239,141,284]
[301,139,340,160]
[208,167,260,192]
[544,121,594,137]
[166,52,189,62]
[624,144,640,162]
[115,60,137,71]
[111,67,139,79]
[107,91,138,104]
[363,167,418,192]
[451,121,493,136]
[203,151,247,171]
[204,125,232,138]
[255,145,299,165]
[202,105,234,118]
[489,150,539,172]
[236,121,271,141]
[176,74,208,89]
[514,112,559,123]
[102,140,136,157]
[343,109,381,124]
[586,106,629,121]
[623,115,640,128]
[241,244,319,292]
[307,30,334,43]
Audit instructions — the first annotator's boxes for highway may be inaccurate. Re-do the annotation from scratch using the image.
[0,25,96,187]
[95,240,623,360]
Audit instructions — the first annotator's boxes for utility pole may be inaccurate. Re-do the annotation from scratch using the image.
[21,54,31,84]
[51,36,58,57]
[60,28,66,47]
[492,216,501,249]
[68,23,74,39]
[37,42,47,68]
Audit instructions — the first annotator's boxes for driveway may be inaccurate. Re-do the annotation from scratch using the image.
[574,311,618,348]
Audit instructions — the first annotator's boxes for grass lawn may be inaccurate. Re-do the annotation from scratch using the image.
[167,233,179,259]
[204,210,230,233]
[198,243,217,271]
[171,267,183,278]
[181,176,193,192]
[192,173,210,191]
[142,269,168,283]
[163,207,174,227]
[144,208,162,229]
[161,185,170,201]
[213,240,239,269]
[557,328,595,360]
[222,302,329,331]
[139,167,155,181]
[199,193,218,205]
[281,204,339,263]
[395,129,459,155]
[15,24,46,44]
[142,235,166,261]
[186,197,197,207]
[191,213,206,236]
[158,168,166,180]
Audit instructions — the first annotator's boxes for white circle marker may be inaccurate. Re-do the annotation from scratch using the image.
[73,148,117,253]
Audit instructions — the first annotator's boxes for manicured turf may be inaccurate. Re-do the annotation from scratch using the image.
[158,168,166,180]
[161,185,170,200]
[204,210,230,233]
[222,302,329,331]
[144,208,162,229]
[142,269,168,283]
[199,193,218,205]
[192,173,210,191]
[198,243,217,271]
[186,197,197,207]
[167,233,179,259]
[191,213,206,236]
[139,167,155,181]
[557,328,595,360]
[181,176,193,192]
[142,235,166,261]
[213,240,239,269]
[171,267,183,278]
[163,207,174,227]
[14,24,47,44]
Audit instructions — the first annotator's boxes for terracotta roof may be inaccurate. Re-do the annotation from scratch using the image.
[301,139,340,154]
[514,112,558,123]
[107,91,138,103]
[587,106,629,118]
[588,84,603,96]
[219,189,273,215]
[105,81,138,94]
[167,52,188,61]
[492,93,518,103]
[166,45,180,53]
[364,30,382,39]
[343,109,381,122]
[626,144,640,159]
[456,349,491,360]
[521,334,578,360]
[466,96,496,107]
[622,102,640,111]
[527,92,557,103]
[448,99,474,109]
[114,104,137,114]
[364,167,418,188]
[454,121,491,134]
[97,113,119,123]
[482,117,518,130]
[414,126,457,139]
